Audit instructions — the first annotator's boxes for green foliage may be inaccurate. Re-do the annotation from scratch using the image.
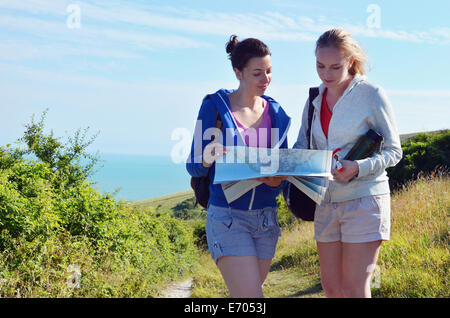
[172,197,206,220]
[276,193,296,227]
[0,111,198,297]
[18,109,102,187]
[190,218,208,250]
[388,130,449,190]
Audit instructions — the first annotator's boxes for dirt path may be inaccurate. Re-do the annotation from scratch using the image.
[161,278,193,298]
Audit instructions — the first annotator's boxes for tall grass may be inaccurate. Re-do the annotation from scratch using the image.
[190,174,449,298]
[375,173,449,297]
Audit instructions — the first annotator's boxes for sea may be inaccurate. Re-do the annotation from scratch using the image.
[88,153,190,202]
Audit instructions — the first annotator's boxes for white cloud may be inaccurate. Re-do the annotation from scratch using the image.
[0,40,142,61]
[1,0,449,56]
[0,0,65,15]
[429,27,450,44]
[1,0,448,155]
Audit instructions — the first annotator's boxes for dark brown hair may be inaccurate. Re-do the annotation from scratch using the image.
[225,35,271,71]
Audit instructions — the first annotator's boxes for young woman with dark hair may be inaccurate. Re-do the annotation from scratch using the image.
[186,35,289,298]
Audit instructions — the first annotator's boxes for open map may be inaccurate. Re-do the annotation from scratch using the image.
[214,146,332,205]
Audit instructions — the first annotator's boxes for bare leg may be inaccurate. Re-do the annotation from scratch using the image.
[316,241,344,297]
[341,240,382,298]
[217,255,265,298]
[258,258,273,286]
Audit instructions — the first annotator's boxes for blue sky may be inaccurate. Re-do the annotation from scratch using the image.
[1,0,449,157]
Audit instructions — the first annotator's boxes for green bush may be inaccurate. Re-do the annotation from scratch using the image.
[0,111,198,297]
[276,193,297,227]
[388,130,449,190]
[172,197,206,220]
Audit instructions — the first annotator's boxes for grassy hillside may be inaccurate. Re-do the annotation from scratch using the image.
[134,189,194,211]
[140,129,449,298]
[144,173,449,298]
[375,174,449,297]
[399,129,447,142]
[188,174,449,298]
[1,115,447,298]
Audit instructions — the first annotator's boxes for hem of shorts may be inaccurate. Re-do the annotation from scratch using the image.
[341,233,390,243]
[210,250,276,264]
[314,234,340,243]
[315,234,390,243]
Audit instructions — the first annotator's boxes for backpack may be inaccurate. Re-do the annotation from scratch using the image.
[283,87,320,221]
[190,110,223,209]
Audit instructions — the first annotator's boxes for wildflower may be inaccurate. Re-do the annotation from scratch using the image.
[67,264,81,289]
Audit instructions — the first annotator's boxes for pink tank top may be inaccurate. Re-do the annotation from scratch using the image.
[231,99,272,148]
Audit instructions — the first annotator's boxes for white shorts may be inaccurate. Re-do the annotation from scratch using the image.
[314,194,391,243]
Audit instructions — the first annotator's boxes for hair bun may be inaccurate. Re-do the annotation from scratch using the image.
[226,35,239,55]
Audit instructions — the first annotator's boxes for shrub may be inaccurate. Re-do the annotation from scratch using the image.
[388,130,449,190]
[172,197,206,220]
[0,111,198,297]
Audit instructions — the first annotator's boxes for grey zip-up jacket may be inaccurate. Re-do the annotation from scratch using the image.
[293,74,403,203]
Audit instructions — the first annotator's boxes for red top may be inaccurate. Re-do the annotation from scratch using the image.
[320,88,332,138]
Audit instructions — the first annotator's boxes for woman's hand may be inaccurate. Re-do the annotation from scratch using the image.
[253,176,287,188]
[331,160,359,183]
[202,142,228,168]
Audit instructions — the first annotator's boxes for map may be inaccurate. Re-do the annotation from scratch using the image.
[214,146,332,184]
[214,146,333,205]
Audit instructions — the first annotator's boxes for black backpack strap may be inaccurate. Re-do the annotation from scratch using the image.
[192,110,223,209]
[211,110,223,143]
[206,110,223,175]
[306,87,320,149]
[215,110,223,132]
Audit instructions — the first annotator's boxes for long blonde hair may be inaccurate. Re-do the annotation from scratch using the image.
[316,29,368,75]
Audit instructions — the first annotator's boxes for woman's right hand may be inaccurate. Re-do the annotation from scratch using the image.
[202,142,228,168]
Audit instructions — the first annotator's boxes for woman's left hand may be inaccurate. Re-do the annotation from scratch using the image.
[331,160,359,183]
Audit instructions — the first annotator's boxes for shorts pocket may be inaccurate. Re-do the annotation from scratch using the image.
[359,196,378,211]
[207,208,233,237]
[372,194,390,214]
[314,203,332,223]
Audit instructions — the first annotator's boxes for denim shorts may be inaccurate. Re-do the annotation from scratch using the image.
[205,204,281,264]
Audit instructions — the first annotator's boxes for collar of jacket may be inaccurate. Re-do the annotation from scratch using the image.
[208,88,291,149]
[311,74,367,110]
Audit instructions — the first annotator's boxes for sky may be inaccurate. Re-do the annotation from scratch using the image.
[1,0,449,159]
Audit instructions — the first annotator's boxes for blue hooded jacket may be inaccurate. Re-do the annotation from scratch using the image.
[186,88,291,210]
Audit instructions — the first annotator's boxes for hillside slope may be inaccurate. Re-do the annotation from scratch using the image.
[154,175,449,298]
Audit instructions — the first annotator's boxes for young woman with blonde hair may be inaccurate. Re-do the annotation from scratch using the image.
[294,29,402,297]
